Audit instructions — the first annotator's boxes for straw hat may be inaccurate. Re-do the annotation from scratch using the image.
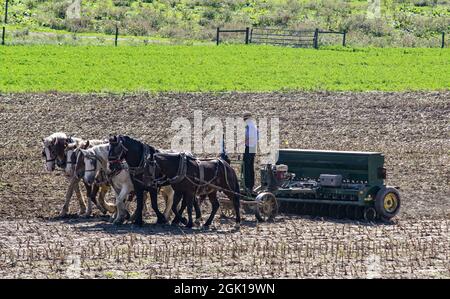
[243,111,252,120]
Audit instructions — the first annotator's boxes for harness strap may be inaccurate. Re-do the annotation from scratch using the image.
[198,160,205,182]
[184,159,222,196]
[165,152,188,185]
[220,159,231,191]
[128,144,153,176]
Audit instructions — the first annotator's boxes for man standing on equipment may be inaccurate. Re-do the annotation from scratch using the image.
[243,112,258,193]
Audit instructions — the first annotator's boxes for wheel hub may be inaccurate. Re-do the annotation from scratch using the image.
[384,193,398,213]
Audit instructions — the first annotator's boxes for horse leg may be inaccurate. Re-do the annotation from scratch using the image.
[82,183,95,217]
[60,176,83,217]
[194,196,202,226]
[97,185,115,214]
[176,195,189,225]
[132,187,144,226]
[226,189,241,229]
[171,191,185,225]
[113,188,129,225]
[143,192,149,216]
[161,186,174,221]
[150,187,167,224]
[131,191,148,221]
[186,193,194,228]
[74,182,87,215]
[204,192,220,228]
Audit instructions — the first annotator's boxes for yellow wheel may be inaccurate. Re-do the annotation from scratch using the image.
[375,187,401,221]
[383,193,399,213]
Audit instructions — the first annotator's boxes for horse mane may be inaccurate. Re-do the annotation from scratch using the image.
[87,139,108,147]
[81,143,110,170]
[121,135,158,154]
[43,132,67,145]
[71,139,106,158]
[93,143,109,164]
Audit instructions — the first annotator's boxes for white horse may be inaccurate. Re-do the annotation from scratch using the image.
[65,139,116,217]
[42,132,88,216]
[78,144,174,225]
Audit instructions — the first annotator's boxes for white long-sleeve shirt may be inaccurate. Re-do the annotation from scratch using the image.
[245,118,258,153]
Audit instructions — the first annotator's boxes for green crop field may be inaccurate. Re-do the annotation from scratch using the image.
[1,45,449,92]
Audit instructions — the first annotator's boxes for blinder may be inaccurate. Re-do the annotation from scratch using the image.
[84,154,98,173]
[108,136,128,163]
[66,151,77,165]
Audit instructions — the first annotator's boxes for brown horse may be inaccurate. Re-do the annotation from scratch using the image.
[153,152,241,229]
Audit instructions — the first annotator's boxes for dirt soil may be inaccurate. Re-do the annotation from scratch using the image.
[0,92,449,278]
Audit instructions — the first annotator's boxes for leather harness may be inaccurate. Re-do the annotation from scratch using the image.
[109,137,232,195]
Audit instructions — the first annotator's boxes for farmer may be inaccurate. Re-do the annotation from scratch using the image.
[243,111,258,193]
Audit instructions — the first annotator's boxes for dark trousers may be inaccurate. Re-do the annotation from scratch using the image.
[243,146,255,190]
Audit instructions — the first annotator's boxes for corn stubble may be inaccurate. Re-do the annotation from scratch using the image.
[0,91,448,278]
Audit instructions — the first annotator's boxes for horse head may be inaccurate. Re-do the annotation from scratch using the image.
[64,140,79,176]
[79,148,97,184]
[108,135,126,171]
[42,133,69,172]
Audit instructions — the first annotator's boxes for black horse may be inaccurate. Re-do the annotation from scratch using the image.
[108,135,203,226]
[108,135,169,226]
[153,152,241,228]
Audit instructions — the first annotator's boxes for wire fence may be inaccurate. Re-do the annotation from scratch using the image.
[0,0,448,49]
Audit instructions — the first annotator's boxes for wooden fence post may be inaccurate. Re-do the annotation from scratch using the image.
[313,28,319,49]
[216,27,220,45]
[245,27,249,44]
[442,32,445,48]
[342,31,347,47]
[2,0,9,45]
[115,25,118,46]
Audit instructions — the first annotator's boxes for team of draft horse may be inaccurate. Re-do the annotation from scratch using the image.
[42,133,241,229]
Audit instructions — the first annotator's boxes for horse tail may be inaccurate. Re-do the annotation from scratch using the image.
[223,162,240,225]
[221,160,240,201]
[234,177,240,202]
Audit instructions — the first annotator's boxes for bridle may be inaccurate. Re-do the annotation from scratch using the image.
[84,154,99,173]
[42,148,56,163]
[65,150,77,167]
[42,145,66,169]
[108,136,128,164]
[42,137,73,169]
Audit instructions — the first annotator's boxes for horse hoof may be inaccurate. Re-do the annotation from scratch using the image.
[157,217,168,225]
[113,219,123,226]
[234,223,241,231]
[58,208,68,217]
[186,222,193,229]
[134,219,144,227]
[194,218,202,226]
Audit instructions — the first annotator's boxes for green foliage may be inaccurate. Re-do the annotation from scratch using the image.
[1,45,448,92]
[1,1,448,45]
